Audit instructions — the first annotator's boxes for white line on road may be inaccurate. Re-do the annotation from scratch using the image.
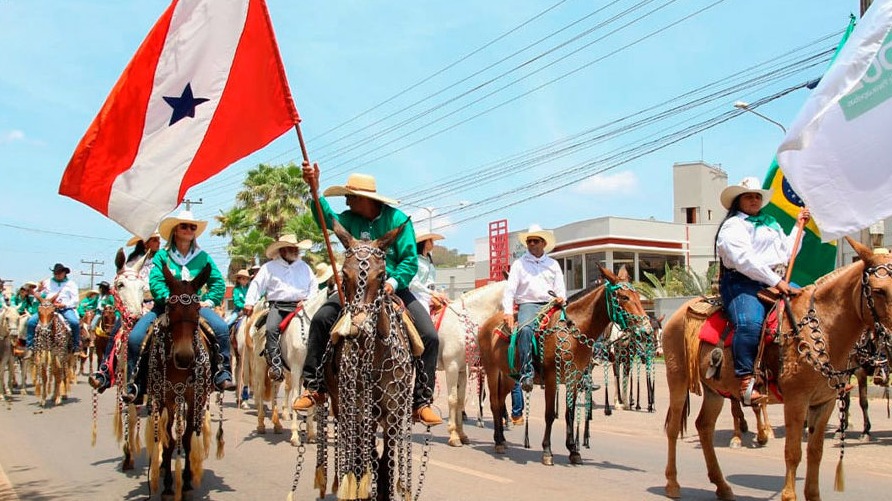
[422,458,513,484]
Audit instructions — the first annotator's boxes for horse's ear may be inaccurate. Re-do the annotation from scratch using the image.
[161,263,176,285]
[377,221,407,251]
[846,236,874,262]
[192,263,212,291]
[598,264,619,284]
[115,248,126,271]
[616,265,631,282]
[332,219,354,249]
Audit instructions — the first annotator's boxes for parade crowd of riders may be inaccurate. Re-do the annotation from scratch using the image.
[0,166,799,427]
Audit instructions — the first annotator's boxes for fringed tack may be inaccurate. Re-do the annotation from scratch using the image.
[216,419,225,459]
[357,468,371,499]
[127,404,140,455]
[314,465,327,499]
[834,455,845,492]
[190,434,204,488]
[145,414,156,459]
[113,403,123,443]
[202,412,212,457]
[91,416,97,447]
[174,454,183,500]
[286,492,294,501]
[338,472,357,499]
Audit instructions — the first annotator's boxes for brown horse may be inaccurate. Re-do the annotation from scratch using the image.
[32,300,73,407]
[308,220,418,501]
[91,305,116,375]
[144,263,221,501]
[80,309,96,375]
[477,265,652,465]
[663,237,892,501]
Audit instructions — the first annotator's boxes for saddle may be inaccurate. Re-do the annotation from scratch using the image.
[498,302,562,378]
[330,300,425,357]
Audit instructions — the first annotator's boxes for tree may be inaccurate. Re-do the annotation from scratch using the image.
[635,263,718,299]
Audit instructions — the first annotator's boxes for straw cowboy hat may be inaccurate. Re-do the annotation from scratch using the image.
[720,176,774,210]
[323,173,399,206]
[415,233,444,244]
[23,281,38,289]
[50,263,71,274]
[83,289,100,298]
[234,269,251,279]
[158,210,208,239]
[126,230,161,247]
[315,263,334,283]
[265,234,312,260]
[517,224,557,253]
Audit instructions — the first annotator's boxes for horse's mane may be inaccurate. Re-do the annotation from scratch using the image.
[568,283,602,303]
[814,260,860,287]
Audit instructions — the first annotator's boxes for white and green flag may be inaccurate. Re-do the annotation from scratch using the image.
[777,0,892,242]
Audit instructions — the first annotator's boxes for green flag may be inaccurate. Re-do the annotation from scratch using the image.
[760,15,856,285]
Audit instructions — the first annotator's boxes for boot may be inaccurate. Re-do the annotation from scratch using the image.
[88,365,111,393]
[412,405,443,426]
[265,332,285,382]
[214,371,237,392]
[122,383,139,404]
[739,375,767,406]
[292,389,326,411]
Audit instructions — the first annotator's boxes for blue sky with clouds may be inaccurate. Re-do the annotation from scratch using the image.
[0,0,857,287]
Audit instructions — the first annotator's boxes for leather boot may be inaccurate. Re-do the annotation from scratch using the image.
[739,375,767,406]
[292,389,325,411]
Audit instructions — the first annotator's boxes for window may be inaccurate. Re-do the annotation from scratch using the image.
[613,251,635,278]
[685,207,697,224]
[585,252,606,286]
[563,254,583,291]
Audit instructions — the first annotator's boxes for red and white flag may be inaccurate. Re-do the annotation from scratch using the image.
[59,0,299,238]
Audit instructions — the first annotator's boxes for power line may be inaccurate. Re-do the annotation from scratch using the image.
[0,222,123,242]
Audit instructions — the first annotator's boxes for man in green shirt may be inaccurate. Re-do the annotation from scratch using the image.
[293,164,442,426]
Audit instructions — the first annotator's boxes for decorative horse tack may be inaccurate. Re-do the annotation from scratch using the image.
[32,300,72,407]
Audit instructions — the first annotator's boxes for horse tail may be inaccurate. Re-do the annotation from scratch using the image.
[663,393,691,438]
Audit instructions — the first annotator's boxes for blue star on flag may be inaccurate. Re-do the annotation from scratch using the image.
[163,83,209,126]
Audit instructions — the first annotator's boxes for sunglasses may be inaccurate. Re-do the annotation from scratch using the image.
[526,238,544,245]
[178,223,198,231]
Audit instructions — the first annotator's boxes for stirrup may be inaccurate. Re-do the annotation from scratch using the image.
[741,377,766,406]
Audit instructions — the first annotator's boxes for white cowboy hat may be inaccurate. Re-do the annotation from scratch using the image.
[82,289,100,298]
[323,173,399,206]
[126,231,161,247]
[517,224,556,253]
[415,232,444,244]
[158,210,208,239]
[265,234,312,260]
[315,262,334,283]
[720,177,774,210]
[23,281,38,289]
[234,269,251,279]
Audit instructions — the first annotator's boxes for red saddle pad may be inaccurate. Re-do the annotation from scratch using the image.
[698,307,778,347]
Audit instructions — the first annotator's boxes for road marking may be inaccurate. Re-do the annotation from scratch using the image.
[421,458,513,484]
[0,461,20,501]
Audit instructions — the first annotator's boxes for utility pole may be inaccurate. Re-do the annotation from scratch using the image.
[182,198,203,212]
[80,259,104,290]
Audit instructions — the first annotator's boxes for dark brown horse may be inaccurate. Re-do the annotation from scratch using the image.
[663,237,892,501]
[477,266,652,465]
[309,220,418,501]
[144,263,221,501]
[91,305,116,374]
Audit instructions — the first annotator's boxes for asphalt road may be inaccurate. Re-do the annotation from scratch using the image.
[1,363,890,500]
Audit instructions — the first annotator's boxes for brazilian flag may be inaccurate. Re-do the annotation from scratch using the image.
[761,15,856,286]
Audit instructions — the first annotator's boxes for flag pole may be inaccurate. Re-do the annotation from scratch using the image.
[294,123,345,306]
[784,219,806,284]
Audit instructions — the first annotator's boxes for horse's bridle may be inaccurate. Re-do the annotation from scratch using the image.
[342,244,387,334]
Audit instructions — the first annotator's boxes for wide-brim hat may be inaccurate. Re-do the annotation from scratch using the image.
[50,263,71,274]
[415,232,444,244]
[158,210,208,240]
[265,234,312,260]
[234,269,251,279]
[323,173,399,206]
[517,224,556,253]
[23,281,38,289]
[126,231,161,246]
[314,263,334,283]
[720,176,774,210]
[83,289,100,298]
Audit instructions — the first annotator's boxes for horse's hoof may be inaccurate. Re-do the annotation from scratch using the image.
[494,444,506,454]
[541,455,554,466]
[665,483,681,499]
[860,433,872,443]
[161,494,174,501]
[729,438,742,450]
[240,401,250,410]
[274,426,283,434]
[460,435,470,445]
[257,426,266,434]
[447,437,463,447]
[716,484,735,500]
[569,453,582,465]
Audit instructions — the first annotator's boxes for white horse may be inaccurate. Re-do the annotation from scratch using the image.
[436,281,506,447]
[281,292,326,445]
[0,306,21,399]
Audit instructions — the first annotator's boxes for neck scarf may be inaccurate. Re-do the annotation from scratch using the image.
[746,212,782,232]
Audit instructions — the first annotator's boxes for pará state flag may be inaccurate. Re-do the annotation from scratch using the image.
[59,0,299,238]
[777,1,892,242]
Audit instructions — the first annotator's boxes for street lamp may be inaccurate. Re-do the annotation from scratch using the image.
[403,201,470,233]
[733,101,787,134]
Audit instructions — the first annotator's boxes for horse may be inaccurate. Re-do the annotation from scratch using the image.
[607,316,659,412]
[0,306,21,399]
[435,281,506,447]
[281,291,326,446]
[662,237,892,501]
[31,299,73,407]
[835,330,891,442]
[308,220,419,501]
[247,308,289,437]
[143,263,222,501]
[80,309,96,375]
[477,265,652,465]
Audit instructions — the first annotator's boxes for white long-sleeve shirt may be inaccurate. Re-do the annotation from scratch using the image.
[245,258,317,306]
[502,251,567,312]
[716,212,799,287]
[40,277,79,309]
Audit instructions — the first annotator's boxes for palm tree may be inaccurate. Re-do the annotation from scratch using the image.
[635,263,718,299]
[235,163,310,238]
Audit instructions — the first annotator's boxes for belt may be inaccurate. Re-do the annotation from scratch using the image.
[269,300,300,307]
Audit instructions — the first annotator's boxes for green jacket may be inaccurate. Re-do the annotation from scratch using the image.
[232,284,248,310]
[77,296,98,317]
[311,196,418,290]
[149,247,225,306]
[13,295,39,315]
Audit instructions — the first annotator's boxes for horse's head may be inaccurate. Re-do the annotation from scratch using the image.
[161,263,211,370]
[0,307,20,340]
[114,247,149,318]
[847,237,892,333]
[598,264,652,337]
[333,219,406,334]
[37,300,55,327]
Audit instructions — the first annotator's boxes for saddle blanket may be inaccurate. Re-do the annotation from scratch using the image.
[698,307,778,347]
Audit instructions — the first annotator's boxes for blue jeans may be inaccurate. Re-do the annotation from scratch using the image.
[516,302,545,378]
[127,306,231,381]
[720,272,765,377]
[26,308,80,349]
[510,381,524,418]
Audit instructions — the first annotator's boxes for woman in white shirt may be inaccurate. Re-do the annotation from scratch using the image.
[409,233,448,313]
[715,177,809,405]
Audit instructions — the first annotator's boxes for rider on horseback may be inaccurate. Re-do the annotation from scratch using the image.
[502,225,566,418]
[242,235,317,382]
[293,164,443,426]
[226,269,250,330]
[115,210,237,400]
[24,263,81,359]
[715,177,809,405]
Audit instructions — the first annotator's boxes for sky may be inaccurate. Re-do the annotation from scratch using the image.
[0,0,860,289]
